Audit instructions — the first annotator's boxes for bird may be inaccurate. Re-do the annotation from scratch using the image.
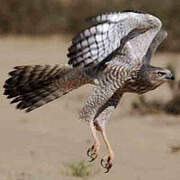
[3,11,175,173]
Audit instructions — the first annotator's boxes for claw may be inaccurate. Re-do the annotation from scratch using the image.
[100,156,112,173]
[87,145,98,162]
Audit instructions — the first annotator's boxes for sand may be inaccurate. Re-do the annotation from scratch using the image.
[0,36,180,180]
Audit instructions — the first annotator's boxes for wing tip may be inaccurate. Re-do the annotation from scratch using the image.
[122,10,145,14]
[86,10,146,22]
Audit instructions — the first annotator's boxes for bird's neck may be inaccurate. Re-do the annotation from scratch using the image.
[125,65,156,94]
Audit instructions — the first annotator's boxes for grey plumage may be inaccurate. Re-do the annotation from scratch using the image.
[68,11,161,67]
[143,29,167,64]
[3,11,174,173]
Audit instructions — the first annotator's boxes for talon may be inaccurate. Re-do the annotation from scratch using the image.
[87,145,98,162]
[100,156,112,173]
[89,154,97,162]
[100,158,106,168]
[104,162,112,173]
[87,146,93,157]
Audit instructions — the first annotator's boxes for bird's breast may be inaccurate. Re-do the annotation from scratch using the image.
[97,64,131,89]
[124,75,154,94]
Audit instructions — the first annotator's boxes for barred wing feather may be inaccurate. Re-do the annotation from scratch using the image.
[68,11,162,68]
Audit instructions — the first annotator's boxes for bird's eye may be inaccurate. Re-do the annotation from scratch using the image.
[158,72,166,77]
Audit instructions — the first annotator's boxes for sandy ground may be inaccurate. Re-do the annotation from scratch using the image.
[0,36,180,180]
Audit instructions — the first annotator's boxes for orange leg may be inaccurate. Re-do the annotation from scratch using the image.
[100,128,114,173]
[87,121,100,162]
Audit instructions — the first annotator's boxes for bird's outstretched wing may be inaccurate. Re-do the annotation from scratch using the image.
[142,29,167,64]
[121,28,165,65]
[68,11,162,68]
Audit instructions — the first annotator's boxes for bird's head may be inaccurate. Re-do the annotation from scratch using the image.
[146,66,175,88]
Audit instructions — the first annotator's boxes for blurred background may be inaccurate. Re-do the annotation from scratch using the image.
[0,0,180,51]
[0,1,180,180]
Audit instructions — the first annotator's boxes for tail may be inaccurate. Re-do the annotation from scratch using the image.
[4,64,90,112]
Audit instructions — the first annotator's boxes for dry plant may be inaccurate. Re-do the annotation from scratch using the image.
[131,63,180,115]
[62,160,99,179]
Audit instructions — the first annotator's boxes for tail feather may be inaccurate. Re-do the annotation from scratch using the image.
[4,64,88,112]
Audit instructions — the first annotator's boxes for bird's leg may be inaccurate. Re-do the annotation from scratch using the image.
[87,121,100,162]
[100,128,114,173]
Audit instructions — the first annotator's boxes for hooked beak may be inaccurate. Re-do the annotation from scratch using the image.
[166,73,175,80]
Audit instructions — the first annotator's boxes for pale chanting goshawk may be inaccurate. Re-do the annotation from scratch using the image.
[4,11,175,173]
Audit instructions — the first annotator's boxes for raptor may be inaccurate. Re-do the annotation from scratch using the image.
[4,11,175,173]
